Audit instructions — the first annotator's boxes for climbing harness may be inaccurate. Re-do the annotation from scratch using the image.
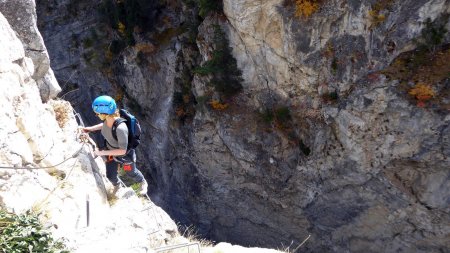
[106,155,114,162]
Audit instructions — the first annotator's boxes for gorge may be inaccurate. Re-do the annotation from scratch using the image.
[2,0,449,252]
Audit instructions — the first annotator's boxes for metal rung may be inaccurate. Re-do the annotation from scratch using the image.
[155,242,201,253]
[149,229,161,235]
[141,205,154,212]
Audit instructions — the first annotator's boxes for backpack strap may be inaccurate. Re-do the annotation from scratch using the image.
[111,118,126,141]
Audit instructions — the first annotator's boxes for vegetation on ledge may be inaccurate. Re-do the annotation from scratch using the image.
[194,25,243,100]
[0,209,68,253]
[381,16,449,109]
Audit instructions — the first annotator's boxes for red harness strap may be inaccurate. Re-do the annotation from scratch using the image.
[106,155,114,163]
[123,164,132,171]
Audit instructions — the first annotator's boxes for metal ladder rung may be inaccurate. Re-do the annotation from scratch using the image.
[155,242,201,253]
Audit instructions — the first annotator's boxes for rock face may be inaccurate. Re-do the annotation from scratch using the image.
[168,1,450,252]
[1,4,284,252]
[0,0,60,101]
[0,7,180,253]
[34,0,450,253]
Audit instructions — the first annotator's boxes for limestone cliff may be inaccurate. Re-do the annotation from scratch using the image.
[0,4,183,252]
[0,2,285,252]
[0,0,60,102]
[34,0,450,252]
[0,4,177,253]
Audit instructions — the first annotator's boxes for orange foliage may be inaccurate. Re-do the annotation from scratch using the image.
[134,43,155,54]
[175,107,186,117]
[117,22,126,36]
[322,42,334,58]
[369,10,386,27]
[114,89,125,103]
[182,94,191,104]
[367,73,381,82]
[408,83,435,107]
[105,49,113,62]
[295,0,319,18]
[209,100,228,110]
[368,0,394,28]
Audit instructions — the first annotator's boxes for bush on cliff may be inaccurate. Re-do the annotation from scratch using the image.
[0,209,69,253]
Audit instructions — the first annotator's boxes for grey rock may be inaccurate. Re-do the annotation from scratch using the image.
[37,68,61,101]
[0,0,60,101]
[0,0,46,77]
[35,0,450,252]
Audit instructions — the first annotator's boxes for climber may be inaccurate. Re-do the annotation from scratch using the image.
[82,95,148,195]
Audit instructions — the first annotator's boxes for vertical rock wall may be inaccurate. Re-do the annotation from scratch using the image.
[163,1,450,251]
[0,5,180,252]
[34,0,450,252]
[0,0,61,101]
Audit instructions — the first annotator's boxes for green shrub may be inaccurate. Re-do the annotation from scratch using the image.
[99,0,161,46]
[82,37,94,49]
[261,109,275,123]
[275,106,291,122]
[99,0,120,29]
[321,91,338,102]
[82,51,97,63]
[182,0,197,8]
[260,106,292,128]
[418,17,448,52]
[173,65,197,121]
[407,49,427,68]
[186,19,201,44]
[173,91,185,108]
[193,61,217,75]
[0,209,69,253]
[331,57,338,75]
[110,39,127,55]
[259,106,311,155]
[195,25,243,99]
[197,0,222,18]
[196,95,208,105]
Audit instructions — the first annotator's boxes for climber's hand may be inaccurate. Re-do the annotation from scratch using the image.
[93,149,103,157]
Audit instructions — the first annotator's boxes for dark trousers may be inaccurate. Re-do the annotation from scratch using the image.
[105,150,145,186]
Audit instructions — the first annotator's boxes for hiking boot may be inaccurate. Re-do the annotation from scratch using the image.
[137,180,148,195]
[112,184,122,194]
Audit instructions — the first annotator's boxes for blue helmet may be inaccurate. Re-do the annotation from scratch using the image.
[92,95,117,115]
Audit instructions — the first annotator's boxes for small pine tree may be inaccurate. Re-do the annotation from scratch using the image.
[420,18,448,53]
[195,25,243,99]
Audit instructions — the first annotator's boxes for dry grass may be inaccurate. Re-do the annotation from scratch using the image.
[135,42,155,54]
[152,225,213,253]
[278,234,311,253]
[209,100,229,110]
[382,45,450,109]
[50,100,72,128]
[369,9,386,27]
[180,225,214,248]
[368,0,395,28]
[295,0,319,18]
